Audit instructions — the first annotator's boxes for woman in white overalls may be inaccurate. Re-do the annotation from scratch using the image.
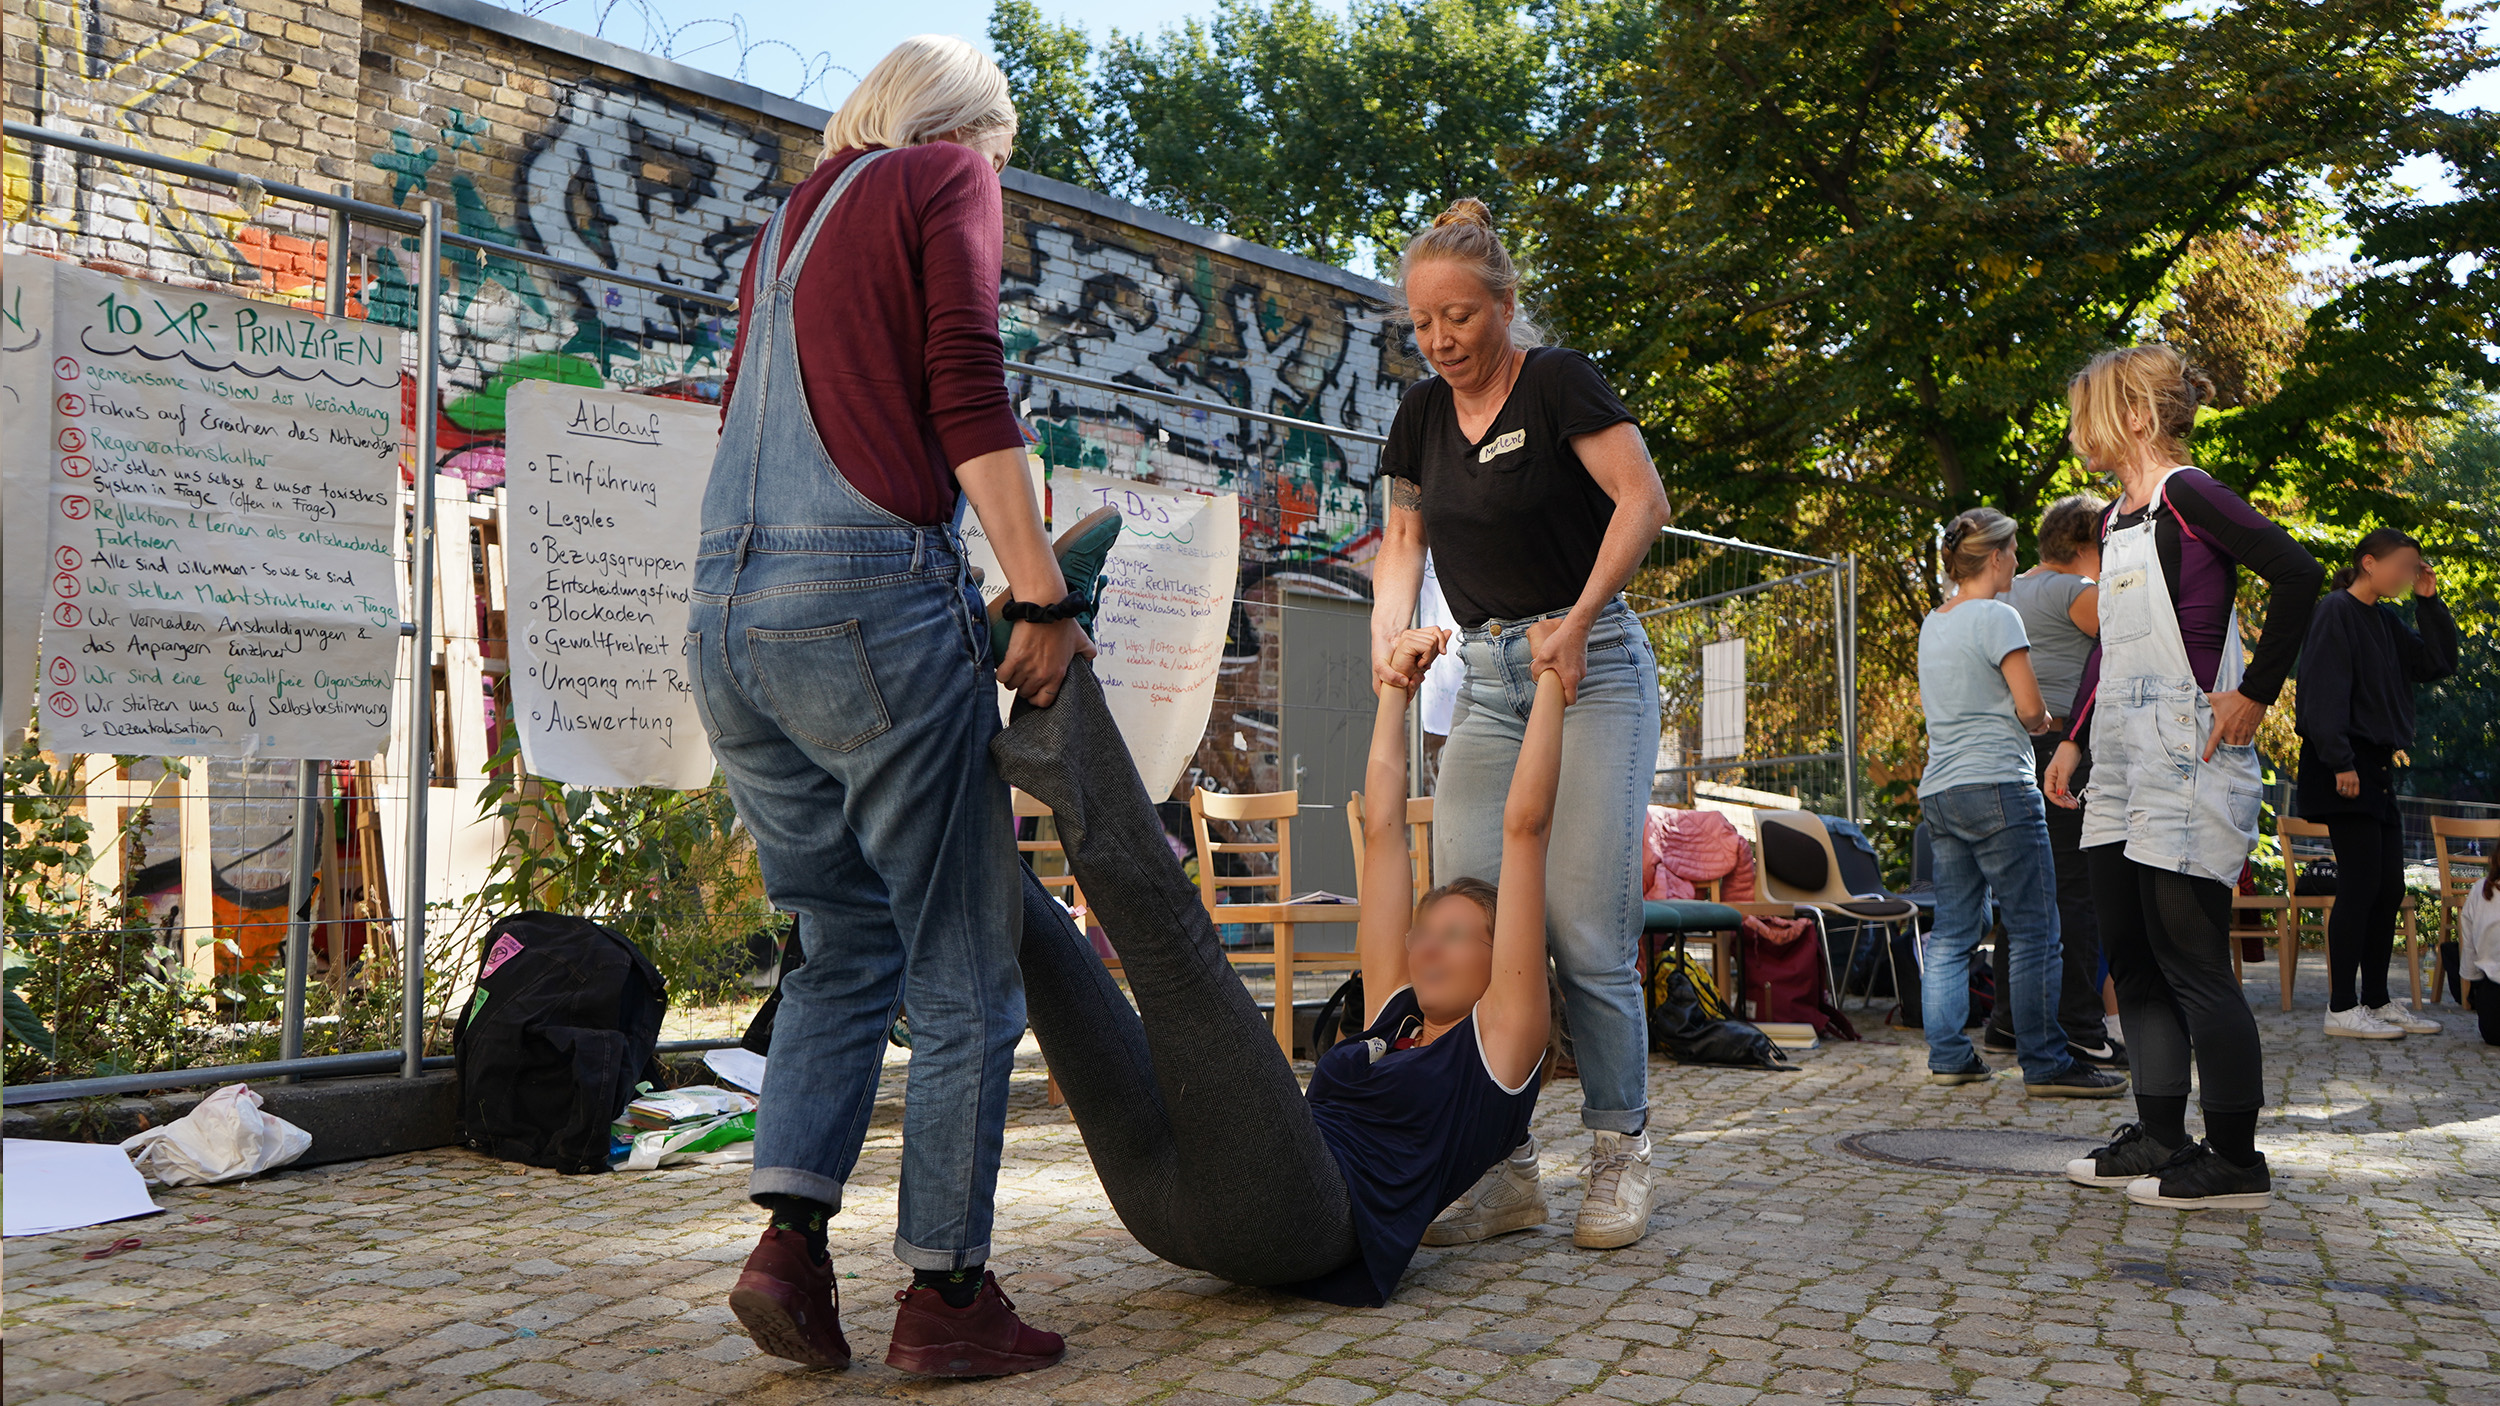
[2044,346,2324,1212]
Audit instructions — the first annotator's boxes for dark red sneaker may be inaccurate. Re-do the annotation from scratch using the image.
[884,1271,1064,1377]
[727,1229,851,1368]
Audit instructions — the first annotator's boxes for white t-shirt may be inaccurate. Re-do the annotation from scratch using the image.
[2463,880,2500,985]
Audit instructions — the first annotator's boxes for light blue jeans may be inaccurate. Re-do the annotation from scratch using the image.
[687,151,1022,1272]
[1435,598,1659,1133]
[1919,781,2075,1082]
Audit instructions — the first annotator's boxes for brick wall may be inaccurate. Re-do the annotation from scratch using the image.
[6,0,1421,815]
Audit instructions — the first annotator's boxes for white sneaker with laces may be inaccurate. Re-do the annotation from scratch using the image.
[2370,1002,2441,1035]
[1421,1137,1546,1245]
[2324,1006,2405,1040]
[1571,1130,1658,1250]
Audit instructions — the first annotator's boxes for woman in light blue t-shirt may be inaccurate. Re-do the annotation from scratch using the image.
[1916,508,2126,1098]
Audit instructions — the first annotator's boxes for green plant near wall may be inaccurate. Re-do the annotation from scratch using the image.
[2,740,216,1083]
[459,738,783,1010]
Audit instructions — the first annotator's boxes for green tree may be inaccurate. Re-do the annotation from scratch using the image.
[990,0,1551,266]
[992,0,1105,187]
[1513,0,2491,547]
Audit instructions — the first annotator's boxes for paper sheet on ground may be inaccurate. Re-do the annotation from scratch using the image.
[33,262,404,759]
[2,257,56,750]
[1059,470,1239,801]
[502,381,713,788]
[2,1137,163,1237]
[702,1045,767,1092]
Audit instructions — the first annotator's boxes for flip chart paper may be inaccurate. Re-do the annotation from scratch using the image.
[36,263,404,759]
[1061,470,1239,801]
[502,381,713,789]
[3,258,55,750]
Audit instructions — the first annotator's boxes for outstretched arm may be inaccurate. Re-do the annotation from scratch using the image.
[1475,622,1567,1088]
[1357,628,1447,1022]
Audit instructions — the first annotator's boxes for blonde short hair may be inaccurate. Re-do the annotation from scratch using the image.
[2066,345,2215,471]
[1400,198,1546,349]
[822,35,1014,157]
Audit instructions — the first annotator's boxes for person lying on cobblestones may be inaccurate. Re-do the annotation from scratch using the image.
[998,626,1557,1306]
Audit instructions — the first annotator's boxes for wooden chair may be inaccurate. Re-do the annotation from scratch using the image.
[1188,788,1363,1057]
[1014,788,1093,1109]
[2230,889,2293,1011]
[1014,788,1092,952]
[2279,816,2423,1009]
[1345,791,1433,901]
[1751,809,1921,1011]
[2430,817,2500,1006]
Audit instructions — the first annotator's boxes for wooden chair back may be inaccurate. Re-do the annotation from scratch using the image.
[2431,816,2500,1003]
[1190,787,1301,915]
[2432,817,2500,921]
[1013,788,1083,910]
[1754,810,1850,908]
[1345,791,1434,902]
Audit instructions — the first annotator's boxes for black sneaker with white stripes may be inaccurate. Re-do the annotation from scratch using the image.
[2125,1141,2272,1211]
[2064,1122,2179,1188]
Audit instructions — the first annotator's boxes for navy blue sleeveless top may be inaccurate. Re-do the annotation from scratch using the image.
[1286,987,1543,1306]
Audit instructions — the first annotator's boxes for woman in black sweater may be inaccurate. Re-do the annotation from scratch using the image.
[2296,529,2458,1039]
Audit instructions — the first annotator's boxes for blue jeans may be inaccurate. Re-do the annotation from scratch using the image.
[688,150,1022,1272]
[1919,782,2075,1082]
[1435,598,1660,1133]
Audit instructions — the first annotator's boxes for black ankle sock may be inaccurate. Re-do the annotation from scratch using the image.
[2203,1109,2262,1167]
[913,1267,983,1308]
[758,1194,831,1265]
[2136,1094,2189,1149]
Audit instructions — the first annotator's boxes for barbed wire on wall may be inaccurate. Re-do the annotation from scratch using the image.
[499,0,858,104]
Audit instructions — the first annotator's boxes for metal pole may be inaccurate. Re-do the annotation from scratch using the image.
[325,184,350,318]
[1841,552,1861,819]
[401,199,442,1079]
[282,191,352,1083]
[278,761,318,1075]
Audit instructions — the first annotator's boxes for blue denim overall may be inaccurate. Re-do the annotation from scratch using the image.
[2079,467,2265,885]
[687,149,1022,1271]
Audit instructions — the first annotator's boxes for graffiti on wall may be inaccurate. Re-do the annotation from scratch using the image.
[1003,222,1420,562]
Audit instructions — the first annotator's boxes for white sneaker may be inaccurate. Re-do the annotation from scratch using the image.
[1421,1137,1546,1245]
[2370,1002,2441,1035]
[2324,1006,2405,1040]
[1571,1131,1658,1250]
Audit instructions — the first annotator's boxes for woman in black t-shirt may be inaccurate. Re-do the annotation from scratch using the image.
[1369,198,1672,1252]
[2296,529,2457,1040]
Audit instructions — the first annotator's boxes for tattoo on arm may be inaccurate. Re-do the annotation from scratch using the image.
[1388,477,1422,511]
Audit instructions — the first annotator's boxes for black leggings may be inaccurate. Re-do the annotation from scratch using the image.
[994,659,1359,1286]
[2089,844,2265,1115]
[2324,812,2407,1011]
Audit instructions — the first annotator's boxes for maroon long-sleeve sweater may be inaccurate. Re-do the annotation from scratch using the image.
[719,142,1027,525]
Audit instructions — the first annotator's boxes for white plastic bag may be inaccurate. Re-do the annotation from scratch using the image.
[121,1083,311,1186]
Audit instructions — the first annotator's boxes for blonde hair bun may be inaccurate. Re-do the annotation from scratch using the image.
[1432,197,1496,231]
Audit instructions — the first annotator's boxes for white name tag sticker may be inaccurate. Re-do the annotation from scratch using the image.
[1478,429,1526,464]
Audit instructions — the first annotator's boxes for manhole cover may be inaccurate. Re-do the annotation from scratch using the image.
[1836,1128,2102,1177]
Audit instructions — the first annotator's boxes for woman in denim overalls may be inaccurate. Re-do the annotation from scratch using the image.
[691,37,1083,1377]
[2048,346,2323,1212]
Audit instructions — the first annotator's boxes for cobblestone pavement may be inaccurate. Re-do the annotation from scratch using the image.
[8,969,2497,1406]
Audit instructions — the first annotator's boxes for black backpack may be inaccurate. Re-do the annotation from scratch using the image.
[453,911,666,1174]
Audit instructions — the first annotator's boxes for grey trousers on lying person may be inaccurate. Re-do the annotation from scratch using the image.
[994,658,1360,1286]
